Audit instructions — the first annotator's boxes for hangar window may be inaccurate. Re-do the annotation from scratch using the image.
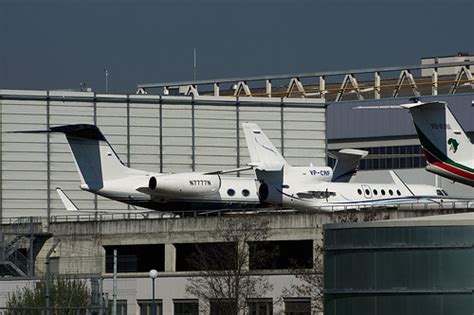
[138,300,163,315]
[174,299,198,315]
[210,299,236,315]
[357,189,362,195]
[227,189,235,196]
[396,190,401,196]
[175,242,237,271]
[389,189,393,196]
[104,244,164,273]
[249,240,313,270]
[242,189,250,197]
[248,299,273,315]
[284,298,311,314]
[327,145,426,171]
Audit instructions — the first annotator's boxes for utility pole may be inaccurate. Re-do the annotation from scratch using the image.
[105,68,109,93]
[112,249,117,315]
[45,239,60,315]
[193,48,197,81]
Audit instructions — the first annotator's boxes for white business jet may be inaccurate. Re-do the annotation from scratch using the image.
[242,122,457,211]
[17,124,261,212]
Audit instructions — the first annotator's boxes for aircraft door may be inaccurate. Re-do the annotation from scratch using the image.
[361,185,372,199]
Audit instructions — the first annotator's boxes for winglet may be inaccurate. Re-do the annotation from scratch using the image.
[56,187,79,211]
[389,171,415,196]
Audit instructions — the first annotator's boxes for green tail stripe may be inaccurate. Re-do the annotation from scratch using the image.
[414,124,474,173]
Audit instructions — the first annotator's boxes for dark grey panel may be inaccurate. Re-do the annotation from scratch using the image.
[327,93,474,140]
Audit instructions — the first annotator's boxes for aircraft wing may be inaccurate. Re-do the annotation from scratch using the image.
[329,149,368,182]
[203,166,254,175]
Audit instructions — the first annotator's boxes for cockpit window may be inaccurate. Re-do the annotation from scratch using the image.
[436,189,443,196]
[442,190,448,196]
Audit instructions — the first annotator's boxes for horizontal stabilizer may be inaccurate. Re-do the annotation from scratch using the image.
[10,124,107,141]
[329,149,368,182]
[242,122,288,171]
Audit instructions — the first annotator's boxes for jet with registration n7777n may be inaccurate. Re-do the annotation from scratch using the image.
[15,124,261,213]
[242,122,466,211]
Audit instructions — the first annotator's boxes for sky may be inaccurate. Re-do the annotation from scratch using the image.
[0,0,472,93]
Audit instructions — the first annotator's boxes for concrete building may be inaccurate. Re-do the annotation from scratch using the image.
[2,208,470,314]
[324,212,474,315]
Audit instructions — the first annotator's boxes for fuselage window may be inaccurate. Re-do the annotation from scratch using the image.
[242,189,250,197]
[389,189,393,196]
[365,189,370,195]
[357,189,362,195]
[227,189,235,196]
[373,189,378,195]
[381,189,386,195]
[396,190,401,196]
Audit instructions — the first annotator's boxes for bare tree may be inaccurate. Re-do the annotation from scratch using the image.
[185,217,273,315]
[281,241,324,315]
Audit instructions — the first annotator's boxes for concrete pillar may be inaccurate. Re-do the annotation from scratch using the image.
[432,68,438,95]
[319,76,326,101]
[374,72,381,99]
[266,80,272,97]
[164,244,176,272]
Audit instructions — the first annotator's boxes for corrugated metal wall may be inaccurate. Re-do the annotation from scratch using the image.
[324,224,474,315]
[0,90,325,218]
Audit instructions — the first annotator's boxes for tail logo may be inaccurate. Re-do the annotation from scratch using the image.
[448,138,459,153]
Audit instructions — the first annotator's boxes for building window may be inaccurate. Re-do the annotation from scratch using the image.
[137,299,163,315]
[107,300,127,315]
[174,299,199,315]
[104,244,164,273]
[284,298,311,315]
[327,145,426,171]
[210,299,237,315]
[248,298,273,315]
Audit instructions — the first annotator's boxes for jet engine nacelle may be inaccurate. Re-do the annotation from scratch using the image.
[148,173,221,196]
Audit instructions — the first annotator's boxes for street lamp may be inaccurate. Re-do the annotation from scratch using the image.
[149,269,158,315]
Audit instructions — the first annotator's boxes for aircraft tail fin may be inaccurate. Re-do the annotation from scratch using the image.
[242,122,288,171]
[401,101,473,180]
[329,149,368,182]
[15,124,128,191]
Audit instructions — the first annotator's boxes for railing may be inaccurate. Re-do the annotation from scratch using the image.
[136,60,474,101]
[1,201,472,224]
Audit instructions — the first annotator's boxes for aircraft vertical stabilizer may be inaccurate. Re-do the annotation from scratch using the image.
[242,122,288,171]
[402,101,474,186]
